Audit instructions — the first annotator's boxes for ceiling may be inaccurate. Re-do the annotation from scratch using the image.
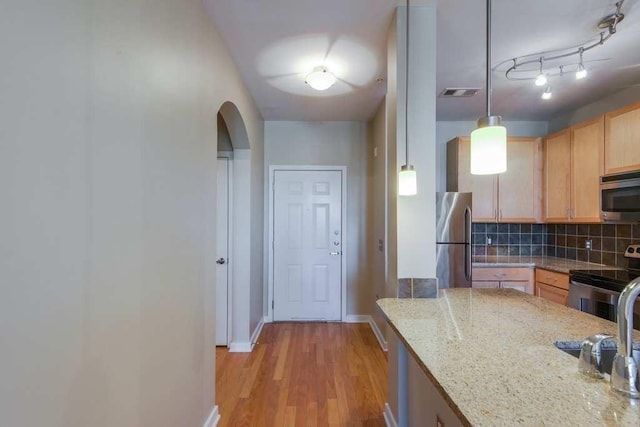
[206,0,640,122]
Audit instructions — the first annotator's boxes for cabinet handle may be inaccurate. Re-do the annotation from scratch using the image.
[494,210,498,221]
[499,209,503,220]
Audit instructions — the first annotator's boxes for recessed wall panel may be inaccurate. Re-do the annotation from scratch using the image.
[313,203,329,249]
[313,182,330,195]
[287,265,302,302]
[288,181,303,195]
[288,203,303,249]
[313,265,329,302]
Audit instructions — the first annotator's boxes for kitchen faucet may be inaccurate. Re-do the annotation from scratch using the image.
[611,277,640,398]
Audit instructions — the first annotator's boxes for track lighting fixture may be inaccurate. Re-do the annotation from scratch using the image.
[502,1,625,97]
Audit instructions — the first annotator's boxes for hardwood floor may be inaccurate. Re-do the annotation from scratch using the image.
[215,322,388,427]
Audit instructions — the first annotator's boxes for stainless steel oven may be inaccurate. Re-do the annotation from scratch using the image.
[568,281,640,329]
[601,170,640,222]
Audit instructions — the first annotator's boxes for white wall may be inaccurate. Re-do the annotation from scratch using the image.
[436,121,549,192]
[395,5,437,280]
[264,121,369,316]
[0,0,263,425]
[549,87,640,133]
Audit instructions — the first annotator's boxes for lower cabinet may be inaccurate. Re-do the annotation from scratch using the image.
[472,267,534,295]
[534,268,569,306]
[388,332,464,427]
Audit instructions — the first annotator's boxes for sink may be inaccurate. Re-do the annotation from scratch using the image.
[555,341,640,375]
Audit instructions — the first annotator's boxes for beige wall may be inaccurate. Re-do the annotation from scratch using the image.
[367,101,390,344]
[549,87,640,132]
[0,0,263,425]
[264,121,369,316]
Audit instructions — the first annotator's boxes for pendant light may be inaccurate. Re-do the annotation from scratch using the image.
[399,0,417,196]
[470,0,507,175]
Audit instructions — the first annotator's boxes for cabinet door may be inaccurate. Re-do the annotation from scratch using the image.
[543,130,571,222]
[456,138,497,222]
[472,281,499,289]
[535,282,568,306]
[498,137,541,222]
[571,116,604,223]
[604,102,640,175]
[501,281,533,295]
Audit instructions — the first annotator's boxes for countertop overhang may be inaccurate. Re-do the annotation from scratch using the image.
[377,290,640,426]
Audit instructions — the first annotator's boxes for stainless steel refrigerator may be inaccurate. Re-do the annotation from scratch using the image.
[436,192,472,288]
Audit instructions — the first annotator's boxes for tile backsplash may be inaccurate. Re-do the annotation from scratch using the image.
[472,223,545,257]
[545,223,640,268]
[472,222,640,268]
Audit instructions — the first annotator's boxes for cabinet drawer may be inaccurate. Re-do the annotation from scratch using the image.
[472,281,500,289]
[501,281,534,295]
[535,268,569,290]
[473,267,532,281]
[535,282,568,306]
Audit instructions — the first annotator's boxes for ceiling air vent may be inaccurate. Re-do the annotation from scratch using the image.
[439,88,480,98]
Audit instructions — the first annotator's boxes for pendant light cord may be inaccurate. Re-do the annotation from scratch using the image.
[486,0,492,117]
[405,0,410,166]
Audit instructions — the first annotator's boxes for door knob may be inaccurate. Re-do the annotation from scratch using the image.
[216,258,226,265]
[329,251,342,256]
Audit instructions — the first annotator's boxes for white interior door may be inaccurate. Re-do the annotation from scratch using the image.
[216,158,230,345]
[273,170,342,321]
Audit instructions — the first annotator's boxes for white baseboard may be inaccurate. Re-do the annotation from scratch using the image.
[383,403,398,427]
[368,317,388,352]
[203,405,220,427]
[344,314,388,352]
[228,341,252,352]
[251,317,265,345]
[263,315,271,323]
[229,317,265,353]
[344,314,370,323]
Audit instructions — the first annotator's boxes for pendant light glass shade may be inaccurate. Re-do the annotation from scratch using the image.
[470,123,507,175]
[471,0,507,175]
[399,165,417,196]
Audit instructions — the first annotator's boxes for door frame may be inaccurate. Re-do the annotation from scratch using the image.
[217,154,233,346]
[267,165,348,323]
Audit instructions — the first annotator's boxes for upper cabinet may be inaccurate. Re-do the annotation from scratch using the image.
[447,137,542,223]
[543,116,603,223]
[604,102,640,175]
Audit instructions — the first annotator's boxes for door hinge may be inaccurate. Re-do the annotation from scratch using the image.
[272,300,274,310]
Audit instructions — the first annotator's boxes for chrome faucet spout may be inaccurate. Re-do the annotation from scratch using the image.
[611,277,640,398]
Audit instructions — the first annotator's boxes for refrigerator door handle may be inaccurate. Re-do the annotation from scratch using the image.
[464,206,472,282]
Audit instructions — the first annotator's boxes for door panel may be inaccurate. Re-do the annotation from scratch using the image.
[544,130,571,222]
[572,117,604,222]
[498,138,541,222]
[216,158,230,346]
[273,170,342,321]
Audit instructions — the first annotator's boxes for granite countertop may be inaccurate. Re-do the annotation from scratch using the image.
[472,255,621,274]
[377,290,640,426]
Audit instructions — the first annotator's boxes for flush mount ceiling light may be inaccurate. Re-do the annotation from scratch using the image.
[470,0,507,176]
[398,0,417,196]
[305,66,337,91]
[504,0,625,97]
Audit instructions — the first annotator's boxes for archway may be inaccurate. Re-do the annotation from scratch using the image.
[214,101,252,351]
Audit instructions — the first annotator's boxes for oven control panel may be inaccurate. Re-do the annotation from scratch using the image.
[624,244,640,259]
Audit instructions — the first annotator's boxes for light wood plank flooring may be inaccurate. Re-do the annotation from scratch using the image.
[215,322,388,427]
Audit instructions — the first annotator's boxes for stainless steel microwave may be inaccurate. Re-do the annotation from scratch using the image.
[601,171,640,222]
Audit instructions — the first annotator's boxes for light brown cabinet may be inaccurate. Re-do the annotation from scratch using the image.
[534,268,569,306]
[543,116,603,223]
[448,137,542,223]
[472,267,534,295]
[604,101,640,175]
